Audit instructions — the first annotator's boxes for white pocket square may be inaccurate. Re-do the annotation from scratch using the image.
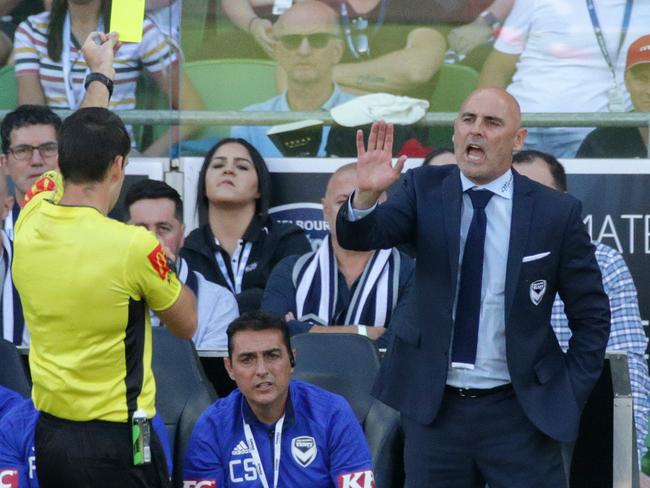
[522,251,551,263]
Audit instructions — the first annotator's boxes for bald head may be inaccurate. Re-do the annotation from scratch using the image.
[274,0,340,36]
[453,88,527,185]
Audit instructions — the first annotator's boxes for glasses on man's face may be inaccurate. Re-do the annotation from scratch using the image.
[8,142,58,161]
[278,33,336,50]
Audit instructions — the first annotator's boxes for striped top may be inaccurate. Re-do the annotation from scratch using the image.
[14,11,176,111]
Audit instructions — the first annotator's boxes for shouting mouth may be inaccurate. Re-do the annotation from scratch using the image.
[465,143,485,161]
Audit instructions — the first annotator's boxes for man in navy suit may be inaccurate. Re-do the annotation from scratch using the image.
[336,88,611,487]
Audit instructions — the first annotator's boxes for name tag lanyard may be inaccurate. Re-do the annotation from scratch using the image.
[215,240,253,294]
[586,0,633,110]
[243,415,285,488]
[62,14,104,109]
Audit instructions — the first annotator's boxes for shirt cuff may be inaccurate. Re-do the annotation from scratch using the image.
[346,191,377,222]
[287,319,313,336]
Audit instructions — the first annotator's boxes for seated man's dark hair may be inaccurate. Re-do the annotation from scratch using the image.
[512,149,567,192]
[226,311,295,367]
[58,108,130,184]
[1,105,62,154]
[125,179,184,223]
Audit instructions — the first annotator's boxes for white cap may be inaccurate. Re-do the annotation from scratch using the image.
[330,93,430,127]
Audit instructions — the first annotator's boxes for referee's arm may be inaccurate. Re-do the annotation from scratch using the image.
[157,285,197,340]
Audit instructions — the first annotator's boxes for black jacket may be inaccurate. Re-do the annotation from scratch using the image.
[181,215,311,312]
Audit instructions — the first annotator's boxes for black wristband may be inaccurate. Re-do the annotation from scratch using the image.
[84,72,114,100]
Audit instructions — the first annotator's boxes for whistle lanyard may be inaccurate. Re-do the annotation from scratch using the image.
[62,14,104,109]
[243,415,285,488]
[586,0,633,81]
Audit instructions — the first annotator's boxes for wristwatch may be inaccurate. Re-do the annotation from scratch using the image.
[479,10,502,35]
[84,72,114,100]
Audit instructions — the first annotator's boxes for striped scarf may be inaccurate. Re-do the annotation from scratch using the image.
[292,235,401,327]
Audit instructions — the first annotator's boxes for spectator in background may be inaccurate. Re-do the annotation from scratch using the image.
[0,105,60,240]
[13,0,203,156]
[513,149,650,463]
[479,0,650,158]
[447,0,514,62]
[126,179,239,350]
[223,0,447,99]
[230,0,354,158]
[422,146,456,166]
[577,34,650,158]
[0,0,47,66]
[180,138,311,313]
[183,311,375,488]
[145,0,180,41]
[262,163,414,348]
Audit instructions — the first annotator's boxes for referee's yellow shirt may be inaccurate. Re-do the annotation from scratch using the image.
[13,172,182,422]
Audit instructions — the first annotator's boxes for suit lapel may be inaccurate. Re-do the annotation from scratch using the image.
[505,171,534,319]
[441,169,463,294]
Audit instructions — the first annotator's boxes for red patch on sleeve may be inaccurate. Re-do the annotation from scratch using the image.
[23,175,56,205]
[147,244,170,280]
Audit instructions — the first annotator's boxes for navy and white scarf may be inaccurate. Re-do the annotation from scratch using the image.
[1,230,25,345]
[292,235,401,327]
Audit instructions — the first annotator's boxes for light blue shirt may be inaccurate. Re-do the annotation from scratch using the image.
[446,170,513,389]
[348,169,514,388]
[230,84,355,158]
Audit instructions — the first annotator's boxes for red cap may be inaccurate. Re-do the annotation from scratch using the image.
[626,35,650,70]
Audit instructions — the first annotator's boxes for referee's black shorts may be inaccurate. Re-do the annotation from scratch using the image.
[35,412,171,488]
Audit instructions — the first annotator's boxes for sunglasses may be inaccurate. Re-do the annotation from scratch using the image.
[278,33,337,50]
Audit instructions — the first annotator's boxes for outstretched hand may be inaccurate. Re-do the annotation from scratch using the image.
[353,121,407,209]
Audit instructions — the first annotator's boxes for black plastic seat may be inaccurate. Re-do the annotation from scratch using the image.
[291,333,403,488]
[152,327,217,487]
[0,339,30,397]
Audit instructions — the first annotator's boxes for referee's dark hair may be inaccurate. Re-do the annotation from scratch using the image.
[226,311,296,367]
[1,105,62,154]
[58,108,130,184]
[125,179,184,223]
[512,149,567,192]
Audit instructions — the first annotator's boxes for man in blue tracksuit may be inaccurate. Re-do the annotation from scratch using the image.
[183,311,375,488]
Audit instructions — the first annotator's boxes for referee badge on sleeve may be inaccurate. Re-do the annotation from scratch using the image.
[147,244,170,280]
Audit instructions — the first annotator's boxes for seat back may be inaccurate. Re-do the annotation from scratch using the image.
[291,333,402,488]
[152,327,216,487]
[292,333,380,422]
[0,65,17,110]
[427,64,480,148]
[0,339,30,397]
[182,58,278,139]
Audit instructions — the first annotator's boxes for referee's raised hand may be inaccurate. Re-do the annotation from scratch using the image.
[80,32,120,108]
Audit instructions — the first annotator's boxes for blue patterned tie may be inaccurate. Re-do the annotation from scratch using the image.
[451,189,494,368]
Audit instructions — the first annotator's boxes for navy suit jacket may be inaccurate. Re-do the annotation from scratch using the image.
[336,165,611,442]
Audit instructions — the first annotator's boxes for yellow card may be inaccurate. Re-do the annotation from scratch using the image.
[109,0,145,43]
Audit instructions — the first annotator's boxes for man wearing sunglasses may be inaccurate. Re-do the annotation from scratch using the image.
[230,0,355,158]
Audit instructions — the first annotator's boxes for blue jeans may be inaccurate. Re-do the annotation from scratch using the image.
[523,127,592,159]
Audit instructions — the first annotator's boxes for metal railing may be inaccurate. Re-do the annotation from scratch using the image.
[2,110,649,154]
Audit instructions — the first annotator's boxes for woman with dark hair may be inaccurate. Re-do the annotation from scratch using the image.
[181,138,311,312]
[13,0,202,156]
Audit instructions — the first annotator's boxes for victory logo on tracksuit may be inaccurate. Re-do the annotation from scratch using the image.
[291,436,317,467]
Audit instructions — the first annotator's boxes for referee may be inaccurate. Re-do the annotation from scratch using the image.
[11,33,197,487]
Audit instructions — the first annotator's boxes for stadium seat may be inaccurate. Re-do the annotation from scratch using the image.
[0,65,17,110]
[152,327,217,487]
[291,333,403,488]
[182,58,278,140]
[0,339,30,397]
[427,64,480,148]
